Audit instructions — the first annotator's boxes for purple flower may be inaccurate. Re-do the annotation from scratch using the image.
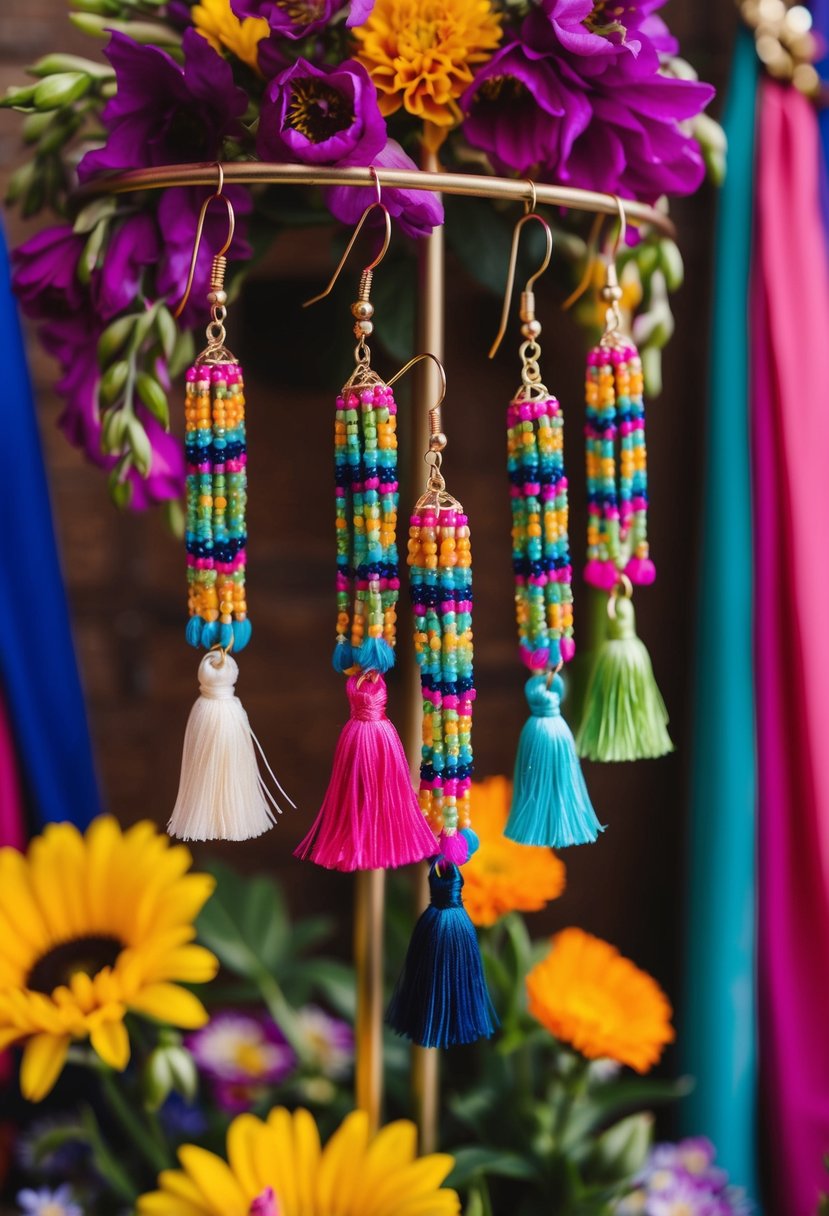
[94,213,161,321]
[533,0,666,72]
[17,1186,82,1216]
[12,226,86,316]
[556,68,714,200]
[257,58,386,166]
[186,1012,296,1112]
[231,0,371,39]
[78,30,248,181]
[631,1140,754,1216]
[325,138,444,240]
[293,1005,354,1079]
[461,37,591,176]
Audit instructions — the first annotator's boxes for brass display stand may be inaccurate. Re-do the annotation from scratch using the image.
[80,160,674,1149]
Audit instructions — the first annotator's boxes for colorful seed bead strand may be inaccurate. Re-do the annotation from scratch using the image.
[583,337,654,592]
[184,361,250,652]
[508,392,574,672]
[409,497,476,854]
[333,377,400,676]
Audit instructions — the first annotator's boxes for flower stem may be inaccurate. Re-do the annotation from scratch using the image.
[98,1065,172,1176]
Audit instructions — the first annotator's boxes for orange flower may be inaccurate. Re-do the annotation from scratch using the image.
[463,776,565,927]
[353,0,502,129]
[526,928,675,1073]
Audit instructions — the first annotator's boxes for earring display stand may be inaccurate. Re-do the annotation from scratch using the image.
[78,160,675,1151]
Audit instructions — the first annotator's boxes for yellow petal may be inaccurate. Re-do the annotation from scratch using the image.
[145,945,219,985]
[90,1018,130,1071]
[0,1026,24,1050]
[0,848,51,952]
[315,1110,370,1216]
[265,1108,298,1216]
[368,1156,457,1216]
[137,1191,209,1216]
[128,983,209,1029]
[84,816,122,931]
[178,1145,248,1216]
[293,1107,321,1215]
[227,1114,268,1200]
[20,1033,70,1101]
[351,1121,417,1213]
[159,1169,214,1208]
[397,1194,461,1216]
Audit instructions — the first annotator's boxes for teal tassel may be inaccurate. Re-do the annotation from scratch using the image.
[355,636,395,674]
[505,675,604,848]
[576,595,673,762]
[387,862,497,1049]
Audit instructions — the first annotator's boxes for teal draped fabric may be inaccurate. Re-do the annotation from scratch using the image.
[680,28,759,1201]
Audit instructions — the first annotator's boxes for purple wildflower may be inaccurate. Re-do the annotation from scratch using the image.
[461,37,591,176]
[78,30,248,181]
[325,138,444,239]
[231,0,372,39]
[17,1186,82,1216]
[293,1005,354,1079]
[186,1012,296,1112]
[12,226,86,316]
[257,57,386,165]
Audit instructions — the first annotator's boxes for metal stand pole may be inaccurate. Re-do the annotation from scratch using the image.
[408,144,445,1156]
[354,868,385,1134]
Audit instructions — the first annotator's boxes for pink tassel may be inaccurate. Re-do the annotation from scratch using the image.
[295,674,438,871]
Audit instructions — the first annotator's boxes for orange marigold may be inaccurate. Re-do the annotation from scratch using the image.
[463,776,566,927]
[353,0,502,128]
[526,928,675,1074]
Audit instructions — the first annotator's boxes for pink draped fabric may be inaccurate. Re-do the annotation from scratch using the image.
[0,690,24,850]
[754,79,829,1215]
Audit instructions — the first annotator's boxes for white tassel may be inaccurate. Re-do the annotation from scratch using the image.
[168,650,293,842]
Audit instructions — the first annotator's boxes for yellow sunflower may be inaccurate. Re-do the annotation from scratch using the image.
[526,928,675,1074]
[192,0,270,72]
[353,0,502,129]
[0,817,218,1102]
[463,776,566,927]
[138,1106,460,1216]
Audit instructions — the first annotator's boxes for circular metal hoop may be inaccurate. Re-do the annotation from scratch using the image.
[73,162,676,238]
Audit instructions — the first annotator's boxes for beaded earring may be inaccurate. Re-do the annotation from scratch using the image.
[386,354,496,1050]
[572,200,672,762]
[489,207,602,848]
[168,175,292,840]
[295,201,438,872]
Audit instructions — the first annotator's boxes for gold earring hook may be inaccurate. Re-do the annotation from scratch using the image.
[386,351,447,414]
[562,194,629,313]
[302,196,391,307]
[174,164,236,320]
[489,209,553,359]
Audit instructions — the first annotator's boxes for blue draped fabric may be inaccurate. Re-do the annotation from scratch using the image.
[680,28,759,1202]
[0,226,101,828]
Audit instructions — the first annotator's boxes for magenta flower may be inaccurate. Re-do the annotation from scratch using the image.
[325,139,444,240]
[186,1012,296,1112]
[257,58,386,166]
[534,0,666,71]
[232,0,372,39]
[78,30,248,181]
[461,38,591,176]
[250,1189,279,1216]
[12,226,86,316]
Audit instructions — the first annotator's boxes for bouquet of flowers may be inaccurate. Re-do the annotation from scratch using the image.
[0,781,751,1216]
[2,0,720,511]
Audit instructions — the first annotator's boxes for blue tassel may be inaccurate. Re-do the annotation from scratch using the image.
[185,616,204,648]
[232,619,252,652]
[505,675,604,848]
[332,641,354,673]
[387,861,497,1049]
[355,636,395,674]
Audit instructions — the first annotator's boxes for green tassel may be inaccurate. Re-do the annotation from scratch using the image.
[576,596,673,762]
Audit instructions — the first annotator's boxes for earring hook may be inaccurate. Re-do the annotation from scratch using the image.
[174,164,236,320]
[562,194,629,313]
[489,209,553,359]
[386,351,447,414]
[303,172,390,308]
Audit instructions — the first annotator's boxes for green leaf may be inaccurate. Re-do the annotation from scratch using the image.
[127,416,153,478]
[100,361,129,407]
[6,160,35,205]
[78,219,108,285]
[303,959,356,1020]
[446,1147,540,1189]
[69,13,182,43]
[0,83,38,109]
[33,72,90,110]
[108,455,133,509]
[136,373,170,427]
[562,1074,691,1152]
[71,0,122,12]
[584,1113,653,1186]
[22,110,53,142]
[30,1121,89,1166]
[98,314,137,365]
[101,407,128,454]
[196,860,289,979]
[657,239,684,292]
[169,328,195,378]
